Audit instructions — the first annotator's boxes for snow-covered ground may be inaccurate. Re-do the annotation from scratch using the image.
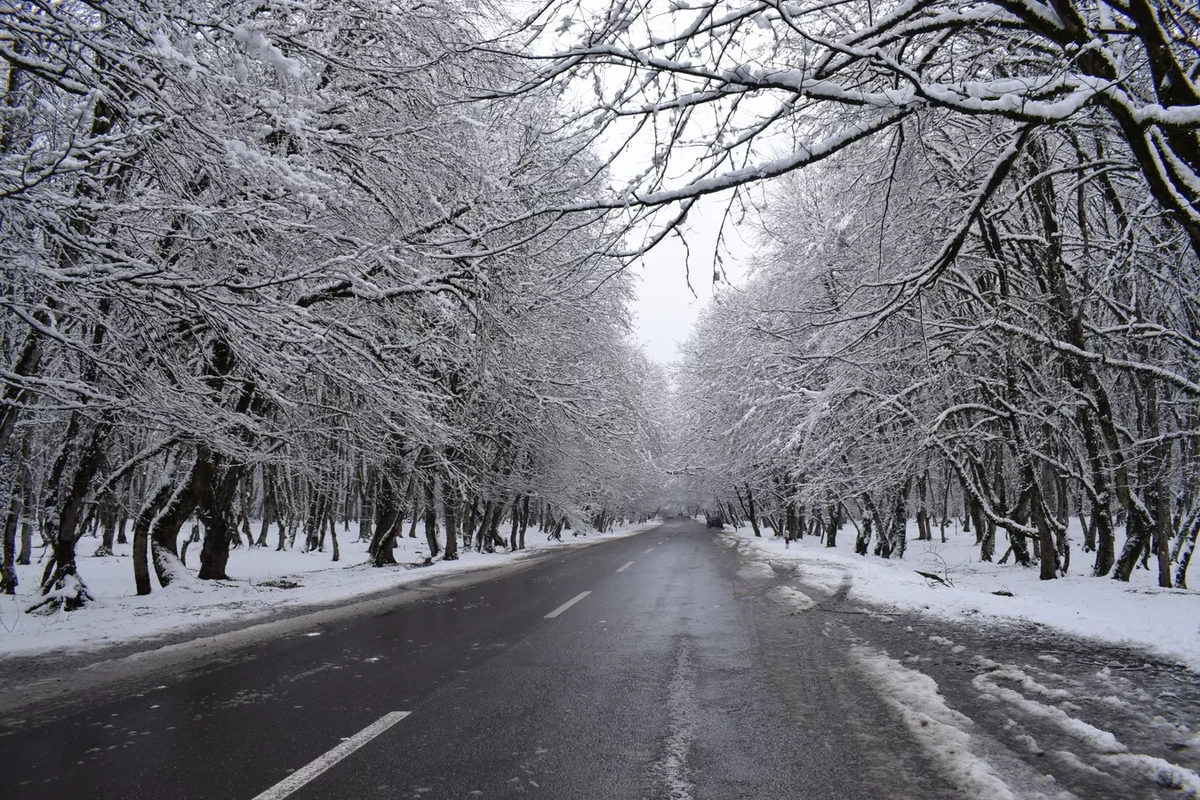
[0,521,658,658]
[727,520,1200,670]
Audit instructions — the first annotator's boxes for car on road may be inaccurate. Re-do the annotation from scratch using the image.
[705,514,724,529]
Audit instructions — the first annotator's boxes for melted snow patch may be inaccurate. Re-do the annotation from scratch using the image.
[736,561,776,582]
[850,644,1018,799]
[768,585,816,612]
[651,641,697,800]
[1099,754,1200,797]
[972,663,1124,757]
[972,658,1073,701]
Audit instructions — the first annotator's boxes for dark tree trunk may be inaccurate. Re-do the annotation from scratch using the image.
[0,320,47,459]
[147,447,220,586]
[94,492,117,557]
[258,469,274,548]
[489,502,506,550]
[1175,513,1200,590]
[180,523,199,567]
[916,473,932,541]
[423,473,439,559]
[329,514,340,562]
[442,481,459,561]
[197,463,245,581]
[358,468,374,543]
[1113,502,1158,582]
[304,492,324,553]
[510,498,520,549]
[1,483,20,595]
[1029,482,1060,581]
[475,501,494,552]
[856,495,874,555]
[131,480,171,597]
[406,470,420,539]
[519,494,529,550]
[462,497,477,550]
[37,414,111,609]
[745,485,761,537]
[370,470,414,567]
[238,479,253,548]
[17,473,34,565]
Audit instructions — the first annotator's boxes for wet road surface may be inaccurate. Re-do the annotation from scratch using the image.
[1,519,1197,799]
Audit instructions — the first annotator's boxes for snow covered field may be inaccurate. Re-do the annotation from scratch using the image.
[727,521,1200,670]
[0,521,658,658]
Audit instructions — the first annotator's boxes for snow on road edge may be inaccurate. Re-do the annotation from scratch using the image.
[0,521,659,659]
[726,526,1200,670]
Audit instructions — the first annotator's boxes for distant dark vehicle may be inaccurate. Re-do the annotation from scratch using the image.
[705,514,724,529]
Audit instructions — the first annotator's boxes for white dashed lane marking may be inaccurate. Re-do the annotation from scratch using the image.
[251,711,410,800]
[544,591,592,619]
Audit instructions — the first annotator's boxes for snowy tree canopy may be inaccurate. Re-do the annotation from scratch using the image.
[500,0,1200,586]
[1,0,665,607]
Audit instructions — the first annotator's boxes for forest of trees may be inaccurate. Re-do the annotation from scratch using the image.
[0,0,666,611]
[4,0,1199,615]
[507,0,1200,587]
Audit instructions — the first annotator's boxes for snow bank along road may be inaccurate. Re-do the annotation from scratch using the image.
[2,519,1198,799]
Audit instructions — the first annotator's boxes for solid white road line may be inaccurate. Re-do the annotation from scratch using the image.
[252,711,410,800]
[545,591,592,619]
[616,561,635,572]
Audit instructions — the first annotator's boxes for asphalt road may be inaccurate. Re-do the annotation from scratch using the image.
[2,519,1197,799]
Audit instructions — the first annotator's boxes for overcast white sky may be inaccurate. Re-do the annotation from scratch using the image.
[628,195,751,364]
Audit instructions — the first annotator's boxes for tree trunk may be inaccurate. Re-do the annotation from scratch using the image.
[0,320,47,459]
[442,480,459,561]
[0,482,20,595]
[358,468,374,543]
[370,470,415,567]
[131,480,171,597]
[148,448,218,586]
[856,495,874,555]
[38,414,111,608]
[745,485,761,537]
[510,498,520,549]
[519,494,530,550]
[197,463,245,580]
[94,492,118,557]
[304,492,324,553]
[329,514,340,562]
[238,479,254,548]
[258,470,274,548]
[476,500,495,552]
[462,497,477,549]
[423,473,439,559]
[17,473,34,565]
[916,473,932,541]
[1174,513,1200,590]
